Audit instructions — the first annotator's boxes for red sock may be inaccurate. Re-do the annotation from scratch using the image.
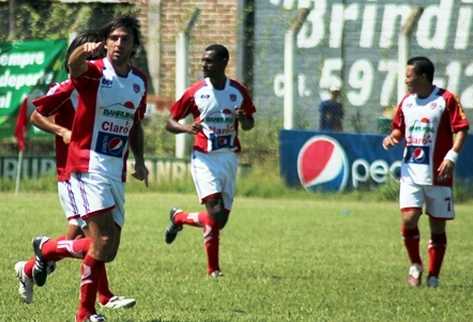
[23,235,71,278]
[76,255,101,321]
[174,210,204,227]
[401,225,422,265]
[198,212,220,273]
[428,233,447,277]
[97,264,114,305]
[41,237,91,261]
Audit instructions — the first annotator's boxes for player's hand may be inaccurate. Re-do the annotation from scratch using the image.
[382,135,399,150]
[186,121,202,135]
[82,42,104,56]
[62,129,72,144]
[132,162,149,187]
[235,108,245,120]
[437,159,454,182]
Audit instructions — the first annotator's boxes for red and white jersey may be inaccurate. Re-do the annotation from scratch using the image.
[33,80,78,181]
[170,77,256,153]
[392,86,469,186]
[67,57,147,181]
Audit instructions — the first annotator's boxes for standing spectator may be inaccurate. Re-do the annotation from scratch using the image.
[164,44,256,278]
[319,85,344,132]
[26,16,148,322]
[383,56,469,288]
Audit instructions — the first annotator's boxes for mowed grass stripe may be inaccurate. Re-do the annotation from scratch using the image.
[1,193,473,322]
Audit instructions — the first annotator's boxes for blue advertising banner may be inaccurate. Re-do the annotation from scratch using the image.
[279,130,473,192]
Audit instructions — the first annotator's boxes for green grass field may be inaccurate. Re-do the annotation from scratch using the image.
[1,192,473,322]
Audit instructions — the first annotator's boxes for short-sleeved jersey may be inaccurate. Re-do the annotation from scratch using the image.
[170,78,256,153]
[33,80,78,181]
[67,57,147,181]
[392,86,469,186]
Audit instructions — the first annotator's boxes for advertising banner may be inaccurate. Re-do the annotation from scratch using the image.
[0,39,67,139]
[280,129,473,192]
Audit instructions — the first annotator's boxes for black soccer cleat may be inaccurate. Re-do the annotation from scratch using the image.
[32,236,50,287]
[165,208,183,244]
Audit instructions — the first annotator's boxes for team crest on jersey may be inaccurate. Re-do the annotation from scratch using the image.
[133,84,140,93]
[101,78,113,88]
[229,94,237,101]
[430,102,437,109]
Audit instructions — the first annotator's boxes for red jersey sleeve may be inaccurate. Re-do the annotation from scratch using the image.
[71,60,102,93]
[445,93,469,132]
[231,80,256,116]
[391,104,405,136]
[131,67,148,123]
[33,80,74,116]
[170,89,197,121]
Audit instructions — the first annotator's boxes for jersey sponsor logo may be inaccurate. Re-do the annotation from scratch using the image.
[95,132,128,157]
[404,146,430,164]
[133,83,140,93]
[123,101,135,109]
[103,108,134,120]
[101,78,113,88]
[210,133,233,150]
[297,136,349,192]
[101,120,131,135]
[408,118,434,134]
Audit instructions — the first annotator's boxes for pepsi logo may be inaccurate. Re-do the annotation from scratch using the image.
[108,137,123,151]
[297,136,349,192]
[413,147,425,161]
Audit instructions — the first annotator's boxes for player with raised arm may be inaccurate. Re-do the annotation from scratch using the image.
[164,44,255,278]
[14,31,135,311]
[383,56,469,288]
[24,16,148,322]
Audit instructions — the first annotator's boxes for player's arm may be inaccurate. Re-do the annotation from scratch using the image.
[235,108,254,131]
[30,110,71,144]
[437,128,468,178]
[129,122,149,187]
[382,128,402,150]
[166,117,202,135]
[68,42,103,78]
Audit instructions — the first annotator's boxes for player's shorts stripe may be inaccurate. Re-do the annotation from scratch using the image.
[66,180,79,216]
[77,173,90,214]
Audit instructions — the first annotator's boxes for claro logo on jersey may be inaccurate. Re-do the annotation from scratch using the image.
[297,136,349,192]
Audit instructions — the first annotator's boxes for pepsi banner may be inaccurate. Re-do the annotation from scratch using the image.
[279,130,473,192]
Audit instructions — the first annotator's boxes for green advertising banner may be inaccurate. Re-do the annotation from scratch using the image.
[0,39,67,139]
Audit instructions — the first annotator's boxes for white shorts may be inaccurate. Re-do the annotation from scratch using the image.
[191,150,238,210]
[399,179,454,220]
[68,172,125,227]
[57,180,86,228]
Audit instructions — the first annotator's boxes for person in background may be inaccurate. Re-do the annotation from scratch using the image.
[319,85,344,132]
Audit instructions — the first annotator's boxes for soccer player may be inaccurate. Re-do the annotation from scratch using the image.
[383,56,469,288]
[27,16,148,322]
[164,44,256,278]
[14,31,135,310]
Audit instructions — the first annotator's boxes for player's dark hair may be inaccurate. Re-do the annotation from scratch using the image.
[101,15,141,56]
[205,44,229,62]
[64,31,104,72]
[407,56,435,83]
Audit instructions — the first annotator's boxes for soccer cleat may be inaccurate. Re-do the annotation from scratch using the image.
[32,236,50,287]
[15,261,33,304]
[407,263,423,287]
[100,295,136,309]
[76,314,106,322]
[427,275,439,288]
[165,208,183,244]
[209,270,224,279]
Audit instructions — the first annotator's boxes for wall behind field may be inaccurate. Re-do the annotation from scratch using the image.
[253,0,473,133]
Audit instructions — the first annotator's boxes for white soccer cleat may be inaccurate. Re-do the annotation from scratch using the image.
[427,275,439,288]
[407,263,423,287]
[80,314,106,322]
[100,295,136,309]
[209,270,224,279]
[15,261,33,304]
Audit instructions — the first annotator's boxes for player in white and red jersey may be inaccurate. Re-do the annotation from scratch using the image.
[164,44,256,278]
[383,56,469,288]
[15,32,135,311]
[27,17,148,322]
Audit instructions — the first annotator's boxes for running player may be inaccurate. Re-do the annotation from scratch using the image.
[383,56,469,288]
[164,44,255,278]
